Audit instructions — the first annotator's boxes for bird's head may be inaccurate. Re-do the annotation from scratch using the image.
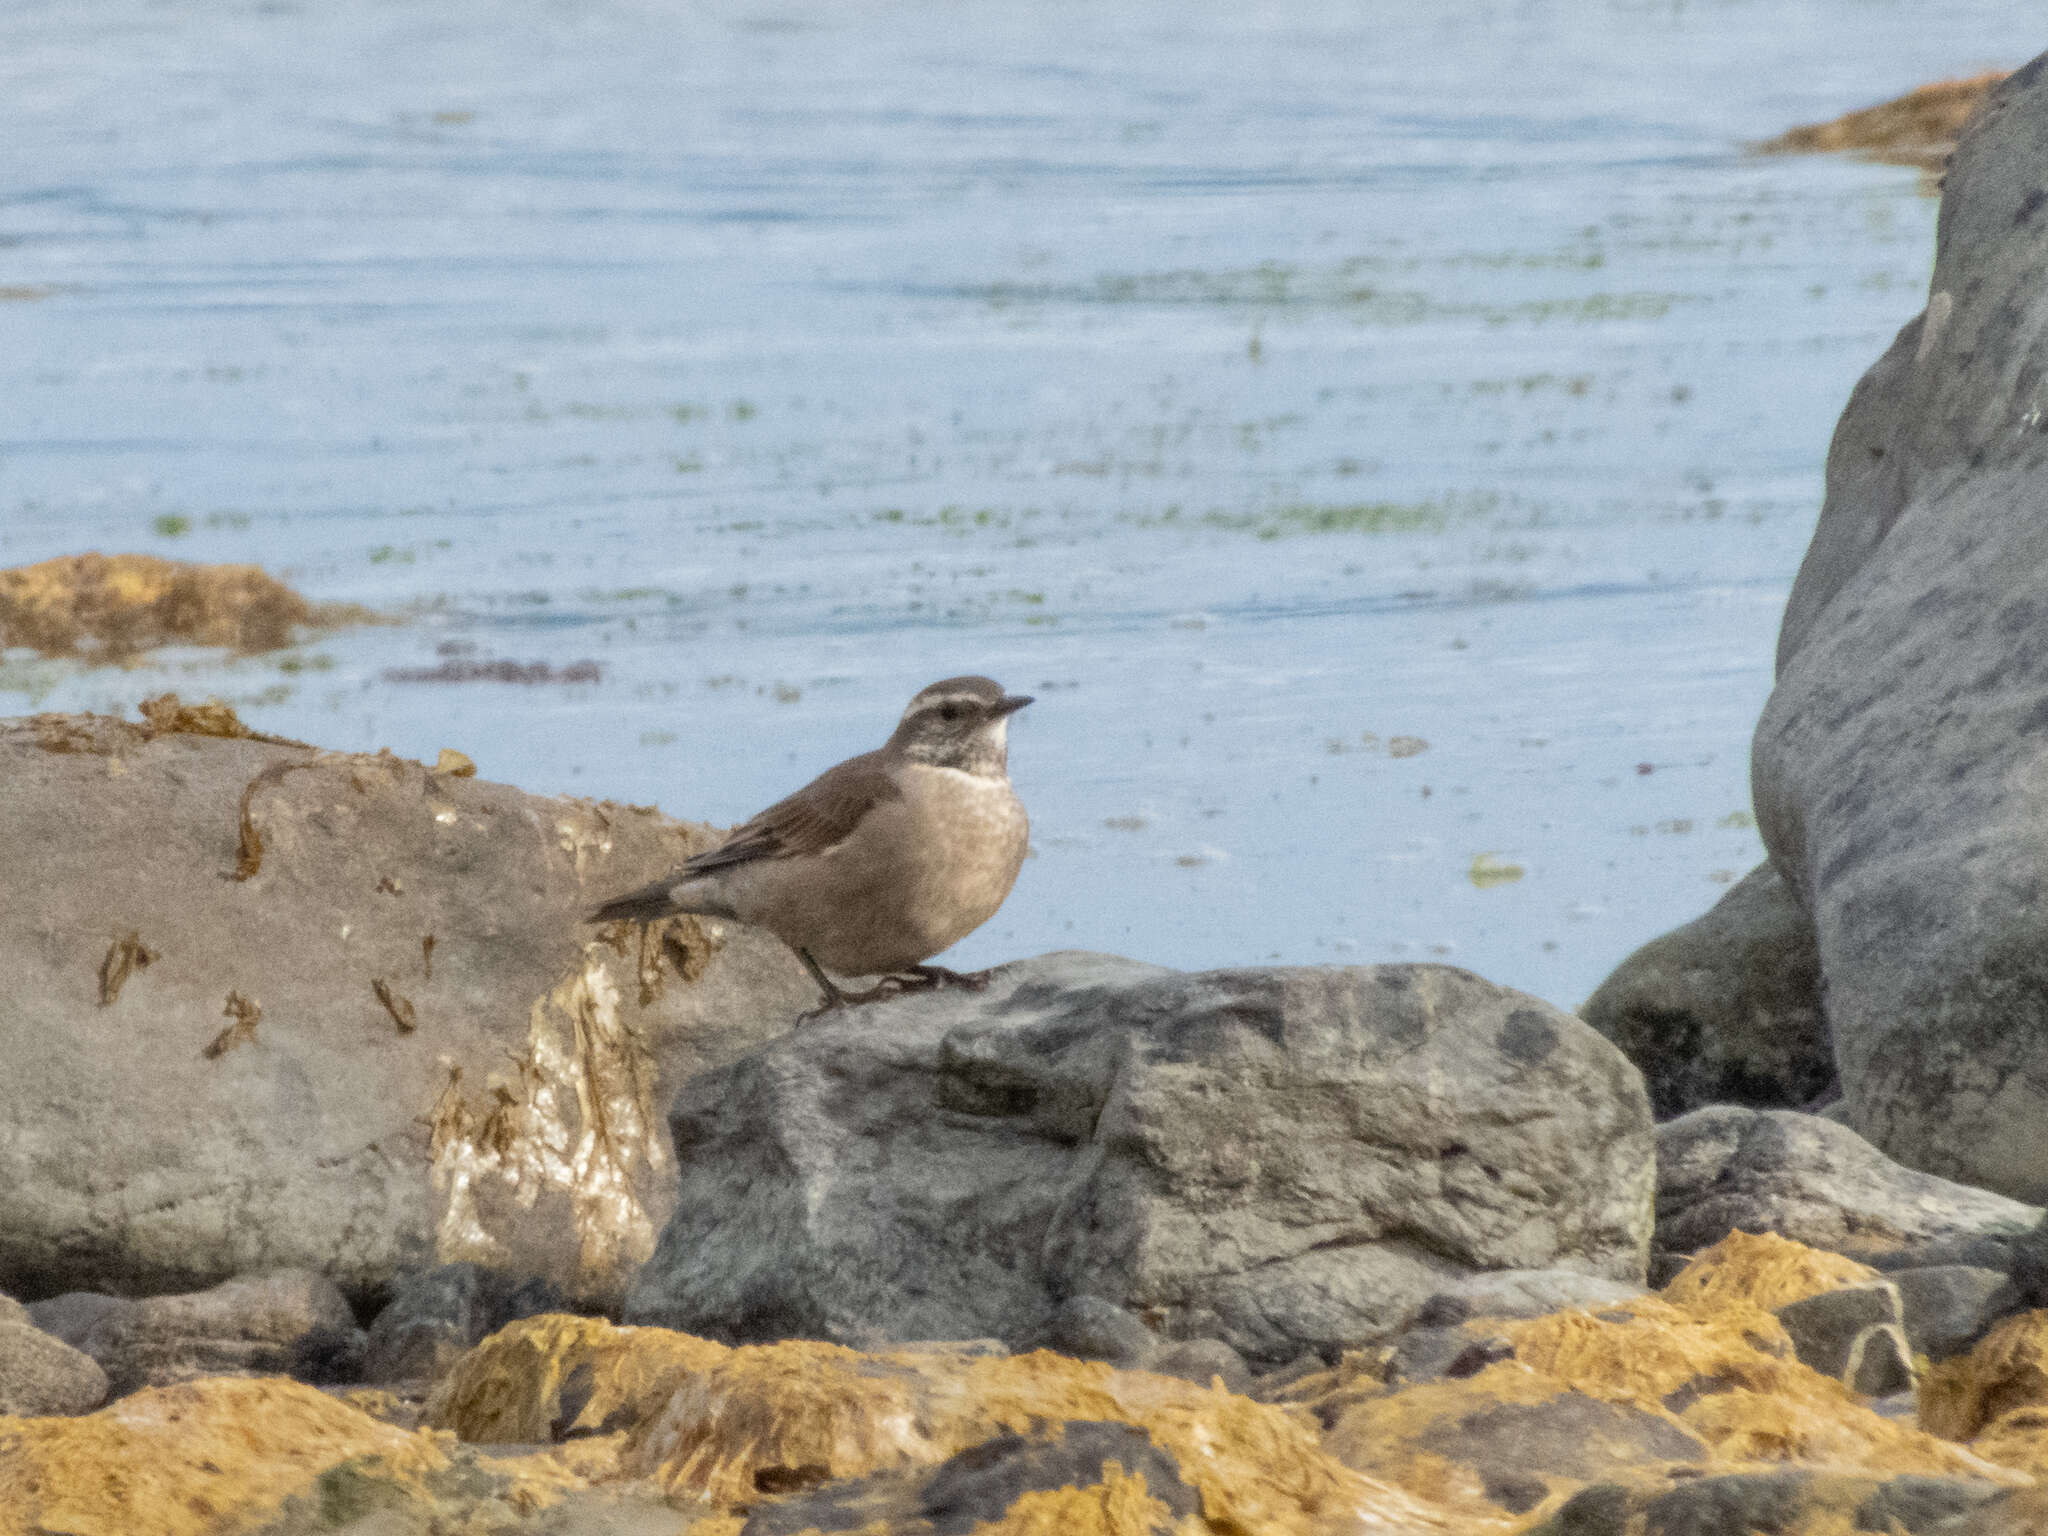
[888,675,1032,775]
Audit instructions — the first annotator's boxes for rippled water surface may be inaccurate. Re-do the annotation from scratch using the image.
[1,1,2031,1006]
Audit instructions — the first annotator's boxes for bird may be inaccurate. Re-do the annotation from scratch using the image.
[589,675,1032,1015]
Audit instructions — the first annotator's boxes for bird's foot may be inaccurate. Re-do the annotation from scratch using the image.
[795,975,917,1025]
[906,963,995,992]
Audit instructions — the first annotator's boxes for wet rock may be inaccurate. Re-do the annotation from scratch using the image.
[0,551,373,657]
[624,953,1653,1366]
[1893,1265,2016,1362]
[1579,862,1831,1118]
[1756,69,2009,172]
[425,1312,729,1444]
[361,1262,568,1384]
[0,1314,109,1415]
[0,708,816,1310]
[76,1268,361,1397]
[1148,1336,1253,1394]
[1534,1472,2003,1536]
[1750,53,2048,1203]
[0,1374,595,1535]
[619,1333,1444,1533]
[1654,1106,2040,1262]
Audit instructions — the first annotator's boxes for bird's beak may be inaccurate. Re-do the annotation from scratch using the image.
[993,694,1033,717]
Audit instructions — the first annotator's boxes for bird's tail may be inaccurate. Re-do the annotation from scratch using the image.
[587,876,688,925]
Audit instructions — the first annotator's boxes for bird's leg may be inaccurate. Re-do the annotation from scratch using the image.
[793,948,911,1023]
[904,963,995,992]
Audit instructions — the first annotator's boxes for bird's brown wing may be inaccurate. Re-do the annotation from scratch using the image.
[681,749,900,874]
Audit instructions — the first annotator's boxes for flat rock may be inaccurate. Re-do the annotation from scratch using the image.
[0,708,816,1309]
[1655,1106,2040,1262]
[1750,52,2048,1202]
[1411,1267,1646,1327]
[1579,861,1830,1118]
[78,1268,360,1397]
[27,1291,131,1352]
[624,953,1653,1367]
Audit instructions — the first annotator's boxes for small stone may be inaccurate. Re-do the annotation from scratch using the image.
[1892,1265,2016,1362]
[1771,1281,1906,1387]
[1036,1295,1154,1368]
[0,1318,109,1415]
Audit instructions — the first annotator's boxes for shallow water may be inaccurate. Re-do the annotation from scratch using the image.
[0,1,2028,1007]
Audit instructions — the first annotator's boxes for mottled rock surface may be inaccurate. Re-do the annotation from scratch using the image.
[1655,1106,2040,1263]
[0,1311,108,1416]
[1579,861,1830,1117]
[360,1263,566,1384]
[74,1268,358,1397]
[625,953,1654,1366]
[0,708,815,1309]
[1751,53,2048,1201]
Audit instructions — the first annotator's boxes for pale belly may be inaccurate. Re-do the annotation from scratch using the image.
[727,766,1028,976]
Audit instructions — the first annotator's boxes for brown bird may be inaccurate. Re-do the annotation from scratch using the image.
[590,675,1032,1013]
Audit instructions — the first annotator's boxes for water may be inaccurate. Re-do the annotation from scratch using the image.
[0,0,2028,1008]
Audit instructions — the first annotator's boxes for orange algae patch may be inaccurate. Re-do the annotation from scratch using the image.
[975,1462,1190,1536]
[1505,1297,1990,1477]
[0,1377,448,1536]
[625,1338,1474,1533]
[1661,1230,1886,1315]
[0,552,369,657]
[1755,70,2009,169]
[1922,1311,2048,1443]
[426,1312,731,1446]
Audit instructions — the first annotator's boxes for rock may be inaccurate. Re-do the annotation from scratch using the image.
[1755,69,2009,172]
[1922,1310,2048,1442]
[1893,1266,2016,1362]
[1750,53,2048,1203]
[76,1268,361,1397]
[1655,1106,2040,1262]
[1034,1294,1157,1368]
[27,1292,132,1352]
[360,1262,569,1384]
[425,1313,729,1444]
[624,954,1654,1366]
[0,552,370,658]
[1772,1284,1914,1396]
[1148,1336,1253,1395]
[1534,1472,2004,1536]
[620,1334,1451,1534]
[1579,862,1831,1118]
[0,708,817,1309]
[1410,1267,1645,1326]
[0,1374,599,1535]
[1384,1324,1516,1386]
[1947,1487,2048,1536]
[0,1317,109,1415]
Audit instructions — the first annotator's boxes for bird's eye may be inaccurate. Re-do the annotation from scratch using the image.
[939,703,962,722]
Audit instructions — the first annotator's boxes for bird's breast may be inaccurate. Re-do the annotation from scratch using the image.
[897,765,1029,935]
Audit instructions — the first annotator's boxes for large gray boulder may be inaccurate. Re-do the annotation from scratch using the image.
[0,708,816,1309]
[75,1268,358,1397]
[623,953,1655,1367]
[1655,1106,2041,1263]
[1751,53,2048,1200]
[1579,862,1830,1117]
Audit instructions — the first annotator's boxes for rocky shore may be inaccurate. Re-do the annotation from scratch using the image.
[8,46,2048,1536]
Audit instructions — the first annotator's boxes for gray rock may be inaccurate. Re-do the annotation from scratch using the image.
[1033,1295,1156,1368]
[0,1318,109,1415]
[1410,1267,1645,1326]
[624,954,1653,1367]
[1892,1265,2015,1361]
[1772,1283,1912,1395]
[1147,1337,1253,1394]
[79,1267,361,1396]
[1751,53,2048,1202]
[1579,862,1831,1118]
[1384,1324,1515,1386]
[1534,1472,2002,1536]
[0,710,816,1310]
[27,1291,132,1351]
[361,1263,568,1383]
[1655,1106,2040,1259]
